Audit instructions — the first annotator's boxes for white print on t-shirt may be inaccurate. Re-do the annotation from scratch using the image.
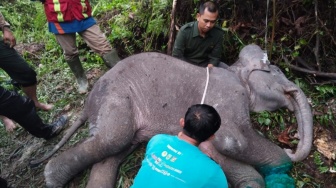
[150,153,182,174]
[147,156,186,183]
[167,144,182,155]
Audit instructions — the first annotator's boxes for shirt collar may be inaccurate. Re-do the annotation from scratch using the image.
[192,21,212,38]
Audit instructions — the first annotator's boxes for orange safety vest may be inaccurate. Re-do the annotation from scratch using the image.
[44,0,92,23]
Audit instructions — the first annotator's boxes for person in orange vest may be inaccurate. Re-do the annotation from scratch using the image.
[36,0,121,93]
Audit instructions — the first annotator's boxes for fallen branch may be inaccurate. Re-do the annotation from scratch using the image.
[314,0,321,71]
[318,18,336,47]
[294,56,315,70]
[310,80,336,85]
[283,56,336,79]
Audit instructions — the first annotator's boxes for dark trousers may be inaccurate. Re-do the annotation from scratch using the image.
[0,86,52,138]
[0,176,8,188]
[0,39,37,87]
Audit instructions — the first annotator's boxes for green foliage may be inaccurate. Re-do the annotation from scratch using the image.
[254,110,287,130]
[315,110,334,126]
[314,85,336,99]
[309,85,336,126]
[257,111,272,126]
[116,146,145,188]
[0,0,48,43]
[101,0,172,55]
[313,152,329,174]
[293,78,311,93]
[294,173,321,188]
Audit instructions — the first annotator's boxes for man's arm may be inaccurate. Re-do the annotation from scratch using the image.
[0,12,16,48]
[172,29,187,61]
[0,12,10,32]
[208,32,224,67]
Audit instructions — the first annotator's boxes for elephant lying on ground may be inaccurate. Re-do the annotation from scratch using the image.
[33,44,313,187]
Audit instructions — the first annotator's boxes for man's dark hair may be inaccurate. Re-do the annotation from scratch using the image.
[199,1,218,14]
[183,104,221,142]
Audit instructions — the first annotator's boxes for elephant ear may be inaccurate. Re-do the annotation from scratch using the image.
[229,44,271,93]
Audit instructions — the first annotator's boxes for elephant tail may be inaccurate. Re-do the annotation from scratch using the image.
[29,112,88,167]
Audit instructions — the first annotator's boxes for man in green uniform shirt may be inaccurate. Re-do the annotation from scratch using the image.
[173,1,227,68]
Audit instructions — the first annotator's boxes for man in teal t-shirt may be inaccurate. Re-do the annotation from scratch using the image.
[132,104,228,188]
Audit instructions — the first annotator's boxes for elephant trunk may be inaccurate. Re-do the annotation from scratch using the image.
[284,87,313,162]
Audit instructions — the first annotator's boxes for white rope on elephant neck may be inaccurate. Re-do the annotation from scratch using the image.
[201,67,209,104]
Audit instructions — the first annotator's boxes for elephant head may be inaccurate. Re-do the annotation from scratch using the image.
[228,44,313,162]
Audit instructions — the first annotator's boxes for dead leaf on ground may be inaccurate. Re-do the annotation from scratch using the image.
[314,127,336,160]
[278,126,294,147]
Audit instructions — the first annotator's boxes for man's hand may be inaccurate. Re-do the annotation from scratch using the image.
[207,64,214,68]
[3,27,16,48]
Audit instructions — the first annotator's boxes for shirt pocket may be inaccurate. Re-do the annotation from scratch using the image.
[206,43,215,53]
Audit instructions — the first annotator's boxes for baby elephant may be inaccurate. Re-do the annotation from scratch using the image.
[33,44,312,187]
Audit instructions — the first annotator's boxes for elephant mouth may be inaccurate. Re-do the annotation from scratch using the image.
[284,86,300,112]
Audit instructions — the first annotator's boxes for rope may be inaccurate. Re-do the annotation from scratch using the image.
[201,67,209,104]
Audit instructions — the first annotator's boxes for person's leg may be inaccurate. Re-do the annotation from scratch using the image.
[55,34,88,93]
[0,40,53,110]
[0,176,8,188]
[79,24,120,68]
[22,85,53,110]
[0,86,67,139]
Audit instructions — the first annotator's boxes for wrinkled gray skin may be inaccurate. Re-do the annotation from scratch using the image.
[38,44,312,188]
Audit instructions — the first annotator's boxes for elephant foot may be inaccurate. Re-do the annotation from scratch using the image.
[235,181,265,188]
[229,173,265,188]
[44,158,72,188]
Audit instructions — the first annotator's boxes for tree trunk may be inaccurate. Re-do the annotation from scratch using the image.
[167,0,178,55]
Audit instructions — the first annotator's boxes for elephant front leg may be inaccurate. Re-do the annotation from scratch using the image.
[199,141,265,188]
[86,144,139,188]
[214,127,295,188]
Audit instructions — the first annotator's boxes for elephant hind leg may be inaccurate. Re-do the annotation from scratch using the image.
[86,144,140,188]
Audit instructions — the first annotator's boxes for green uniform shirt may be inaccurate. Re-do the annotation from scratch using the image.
[172,21,224,67]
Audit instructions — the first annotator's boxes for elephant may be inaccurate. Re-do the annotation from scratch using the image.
[32,44,313,187]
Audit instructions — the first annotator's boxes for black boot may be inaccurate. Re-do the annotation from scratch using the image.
[45,115,68,140]
[66,56,88,94]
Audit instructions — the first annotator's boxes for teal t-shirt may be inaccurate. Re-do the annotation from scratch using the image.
[131,134,228,188]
